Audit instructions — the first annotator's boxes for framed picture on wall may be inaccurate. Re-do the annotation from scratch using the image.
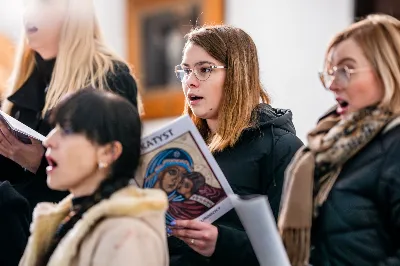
[127,0,224,119]
[355,0,400,21]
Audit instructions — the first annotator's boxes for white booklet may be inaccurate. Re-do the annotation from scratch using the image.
[0,110,46,144]
[229,194,291,266]
[134,115,234,226]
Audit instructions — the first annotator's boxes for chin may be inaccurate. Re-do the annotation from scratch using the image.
[191,109,213,120]
[47,177,67,191]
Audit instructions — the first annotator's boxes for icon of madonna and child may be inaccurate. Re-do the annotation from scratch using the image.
[143,147,227,225]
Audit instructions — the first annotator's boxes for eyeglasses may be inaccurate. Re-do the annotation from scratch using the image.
[175,64,227,82]
[318,65,371,90]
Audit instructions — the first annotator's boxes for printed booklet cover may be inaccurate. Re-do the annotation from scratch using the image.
[134,115,233,226]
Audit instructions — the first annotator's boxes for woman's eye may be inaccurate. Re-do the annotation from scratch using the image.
[60,127,73,136]
[200,67,211,73]
[168,169,178,175]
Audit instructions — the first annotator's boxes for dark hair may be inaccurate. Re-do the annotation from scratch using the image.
[43,88,142,263]
[50,88,142,184]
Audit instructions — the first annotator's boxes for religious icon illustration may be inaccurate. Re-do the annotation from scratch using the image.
[134,116,233,226]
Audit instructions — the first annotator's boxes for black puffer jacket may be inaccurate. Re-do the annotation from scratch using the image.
[310,119,400,266]
[169,104,304,266]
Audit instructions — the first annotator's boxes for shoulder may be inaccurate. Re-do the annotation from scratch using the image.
[257,125,304,153]
[104,61,138,107]
[89,217,168,265]
[380,124,400,173]
[274,130,304,152]
[0,181,29,211]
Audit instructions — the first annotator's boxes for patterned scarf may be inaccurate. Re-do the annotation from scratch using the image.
[277,105,394,266]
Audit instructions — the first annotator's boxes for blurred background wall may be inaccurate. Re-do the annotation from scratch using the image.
[0,0,398,141]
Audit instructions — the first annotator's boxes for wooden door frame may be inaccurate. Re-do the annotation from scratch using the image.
[126,0,224,120]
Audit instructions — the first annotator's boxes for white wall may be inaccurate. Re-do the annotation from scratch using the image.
[0,0,354,140]
[226,0,354,141]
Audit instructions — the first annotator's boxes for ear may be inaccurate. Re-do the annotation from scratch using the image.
[97,141,123,166]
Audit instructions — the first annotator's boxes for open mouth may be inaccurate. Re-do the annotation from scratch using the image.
[188,94,203,102]
[337,99,349,108]
[336,98,349,115]
[46,155,58,172]
[26,26,38,34]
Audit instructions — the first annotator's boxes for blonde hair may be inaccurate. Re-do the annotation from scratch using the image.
[3,0,142,116]
[183,25,270,153]
[325,14,400,114]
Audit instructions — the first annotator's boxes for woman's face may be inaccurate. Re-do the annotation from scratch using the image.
[43,125,103,192]
[22,0,67,57]
[160,165,187,193]
[327,38,384,117]
[181,43,226,120]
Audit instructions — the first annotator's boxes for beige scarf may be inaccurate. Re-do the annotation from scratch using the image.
[278,106,394,266]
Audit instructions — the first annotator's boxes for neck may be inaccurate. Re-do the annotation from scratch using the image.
[206,118,218,134]
[70,171,108,198]
[35,48,57,60]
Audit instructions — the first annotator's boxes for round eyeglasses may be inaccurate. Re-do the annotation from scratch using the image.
[175,63,228,82]
[318,65,371,90]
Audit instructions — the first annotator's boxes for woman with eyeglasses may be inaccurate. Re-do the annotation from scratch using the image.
[278,14,400,266]
[169,25,303,266]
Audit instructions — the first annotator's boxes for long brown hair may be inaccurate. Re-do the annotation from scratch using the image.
[183,25,270,153]
[324,14,400,114]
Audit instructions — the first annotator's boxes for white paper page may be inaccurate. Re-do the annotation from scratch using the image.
[229,194,290,266]
[0,110,46,141]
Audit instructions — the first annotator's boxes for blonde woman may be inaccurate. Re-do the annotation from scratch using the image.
[279,14,400,266]
[169,25,303,266]
[19,89,168,266]
[0,0,140,215]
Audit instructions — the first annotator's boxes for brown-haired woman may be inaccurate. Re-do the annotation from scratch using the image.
[279,14,400,266]
[169,25,303,265]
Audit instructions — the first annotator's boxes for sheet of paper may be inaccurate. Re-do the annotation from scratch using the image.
[229,194,290,266]
[0,110,46,142]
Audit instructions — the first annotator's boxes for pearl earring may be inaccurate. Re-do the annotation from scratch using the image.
[98,162,108,169]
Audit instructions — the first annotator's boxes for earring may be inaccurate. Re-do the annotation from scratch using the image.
[98,162,108,169]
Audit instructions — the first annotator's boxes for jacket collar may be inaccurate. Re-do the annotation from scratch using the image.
[7,53,55,113]
[21,186,168,266]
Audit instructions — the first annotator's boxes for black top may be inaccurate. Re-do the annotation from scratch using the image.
[0,181,30,266]
[310,123,400,266]
[1,53,138,219]
[169,103,304,266]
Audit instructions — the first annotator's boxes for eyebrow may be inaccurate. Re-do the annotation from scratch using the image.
[181,61,215,67]
[335,57,356,66]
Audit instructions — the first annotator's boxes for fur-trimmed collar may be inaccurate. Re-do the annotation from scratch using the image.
[21,186,168,266]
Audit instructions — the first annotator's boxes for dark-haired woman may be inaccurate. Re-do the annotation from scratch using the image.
[19,89,169,266]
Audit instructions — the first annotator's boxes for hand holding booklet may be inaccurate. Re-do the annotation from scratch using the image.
[0,110,45,144]
[133,115,234,226]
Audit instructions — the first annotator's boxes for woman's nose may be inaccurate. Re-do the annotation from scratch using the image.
[185,71,200,88]
[43,128,57,148]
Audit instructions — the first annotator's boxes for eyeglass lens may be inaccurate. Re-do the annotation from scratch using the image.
[176,64,213,82]
[321,67,349,89]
